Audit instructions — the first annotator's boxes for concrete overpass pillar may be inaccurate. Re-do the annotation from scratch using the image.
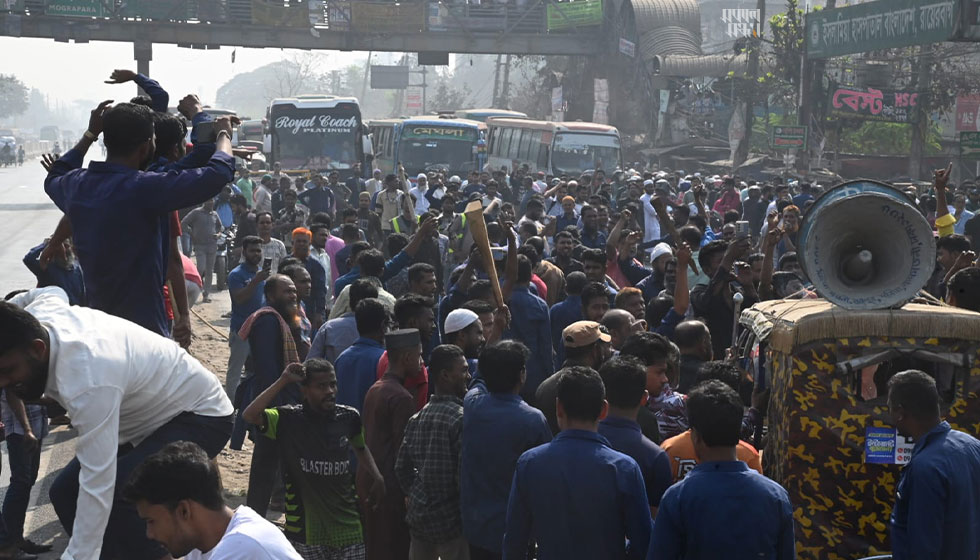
[134,42,153,97]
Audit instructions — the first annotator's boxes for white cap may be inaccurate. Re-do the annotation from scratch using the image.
[417,173,427,181]
[643,179,655,187]
[445,309,480,335]
[650,242,673,262]
[449,175,461,184]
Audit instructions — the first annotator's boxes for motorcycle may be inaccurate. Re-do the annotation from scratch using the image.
[213,225,237,291]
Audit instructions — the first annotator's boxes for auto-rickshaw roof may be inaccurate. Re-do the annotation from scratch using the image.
[740,299,980,353]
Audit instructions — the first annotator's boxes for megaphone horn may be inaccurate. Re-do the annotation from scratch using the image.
[798,180,936,310]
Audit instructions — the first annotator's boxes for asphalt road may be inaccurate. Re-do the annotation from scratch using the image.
[0,157,75,556]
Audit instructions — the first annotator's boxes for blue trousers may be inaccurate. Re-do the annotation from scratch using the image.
[0,433,42,546]
[49,412,232,560]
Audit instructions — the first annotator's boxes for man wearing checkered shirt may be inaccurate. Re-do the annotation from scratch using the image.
[395,345,472,560]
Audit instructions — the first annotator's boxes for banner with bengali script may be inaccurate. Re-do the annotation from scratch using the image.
[546,0,603,31]
[956,95,980,132]
[828,85,920,123]
[351,2,424,33]
[251,0,308,27]
[805,0,956,59]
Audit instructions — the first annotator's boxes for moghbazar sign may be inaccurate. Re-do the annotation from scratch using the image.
[770,125,807,150]
[805,0,956,59]
[46,0,104,17]
[546,0,602,31]
[828,85,920,123]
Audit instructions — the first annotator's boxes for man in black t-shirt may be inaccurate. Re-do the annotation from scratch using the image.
[243,359,386,558]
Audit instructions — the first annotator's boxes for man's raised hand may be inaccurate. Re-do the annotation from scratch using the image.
[104,69,137,84]
[88,100,114,136]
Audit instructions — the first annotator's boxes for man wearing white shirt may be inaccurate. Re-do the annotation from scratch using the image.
[366,168,384,195]
[124,441,301,560]
[639,180,662,251]
[0,287,234,560]
[409,173,431,215]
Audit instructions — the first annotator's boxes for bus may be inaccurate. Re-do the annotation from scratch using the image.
[265,95,371,178]
[239,119,265,143]
[454,108,527,123]
[39,125,60,143]
[486,118,623,177]
[368,116,486,181]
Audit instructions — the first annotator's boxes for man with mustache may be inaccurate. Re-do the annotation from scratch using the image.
[0,287,234,560]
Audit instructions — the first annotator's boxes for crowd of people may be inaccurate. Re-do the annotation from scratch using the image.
[0,69,979,560]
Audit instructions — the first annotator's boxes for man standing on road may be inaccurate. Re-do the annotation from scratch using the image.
[181,199,222,303]
[888,370,980,560]
[226,236,268,402]
[0,288,234,560]
[255,211,288,273]
[360,329,422,560]
[396,345,471,559]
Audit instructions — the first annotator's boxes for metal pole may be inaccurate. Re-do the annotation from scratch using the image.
[134,42,152,97]
[361,51,372,102]
[422,67,428,115]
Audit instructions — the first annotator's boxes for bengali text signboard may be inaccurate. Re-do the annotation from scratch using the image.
[961,131,980,157]
[805,0,956,59]
[828,85,920,123]
[956,95,980,131]
[770,125,808,150]
[546,0,603,31]
[352,2,424,33]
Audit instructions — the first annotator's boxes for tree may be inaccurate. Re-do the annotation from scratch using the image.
[429,70,471,112]
[265,52,328,100]
[0,75,29,119]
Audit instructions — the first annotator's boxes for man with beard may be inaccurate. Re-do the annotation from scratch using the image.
[239,274,305,517]
[395,345,471,559]
[124,441,302,560]
[290,228,328,331]
[1,288,233,560]
[243,360,386,560]
[42,101,235,338]
[357,191,385,248]
[375,294,438,411]
[444,309,486,378]
[547,231,584,277]
[361,329,424,560]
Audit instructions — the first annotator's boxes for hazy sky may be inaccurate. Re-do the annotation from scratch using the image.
[0,36,390,106]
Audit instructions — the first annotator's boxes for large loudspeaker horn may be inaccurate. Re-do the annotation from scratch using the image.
[798,180,936,310]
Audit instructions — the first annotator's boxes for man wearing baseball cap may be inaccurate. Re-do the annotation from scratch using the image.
[444,308,485,377]
[534,321,613,434]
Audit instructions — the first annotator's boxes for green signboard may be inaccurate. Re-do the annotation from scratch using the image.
[45,0,105,17]
[961,131,980,157]
[403,126,476,141]
[119,0,191,20]
[546,0,603,31]
[771,125,807,150]
[805,0,956,59]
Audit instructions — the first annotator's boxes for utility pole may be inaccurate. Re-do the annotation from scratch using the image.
[500,54,512,109]
[799,0,834,172]
[361,51,372,102]
[421,66,428,114]
[734,0,766,170]
[909,44,934,180]
[492,54,502,108]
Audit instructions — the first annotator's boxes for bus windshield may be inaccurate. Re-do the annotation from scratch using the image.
[272,106,361,171]
[551,132,620,176]
[399,125,479,175]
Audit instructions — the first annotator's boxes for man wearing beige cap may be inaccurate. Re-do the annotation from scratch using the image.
[534,321,613,434]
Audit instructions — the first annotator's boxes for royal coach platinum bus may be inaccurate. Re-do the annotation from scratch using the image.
[265,95,372,178]
[486,118,623,177]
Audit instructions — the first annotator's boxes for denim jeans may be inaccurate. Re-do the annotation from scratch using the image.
[226,330,250,402]
[0,434,42,546]
[194,244,217,297]
[49,412,233,560]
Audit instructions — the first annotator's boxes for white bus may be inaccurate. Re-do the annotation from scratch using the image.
[454,108,528,123]
[486,118,622,177]
[265,95,372,179]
